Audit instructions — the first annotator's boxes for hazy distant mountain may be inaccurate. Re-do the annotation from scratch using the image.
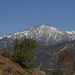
[0,24,75,49]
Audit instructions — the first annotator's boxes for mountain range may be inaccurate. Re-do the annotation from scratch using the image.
[0,24,75,49]
[34,40,75,71]
[0,24,75,71]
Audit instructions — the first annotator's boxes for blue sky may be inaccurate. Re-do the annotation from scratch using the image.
[0,0,75,36]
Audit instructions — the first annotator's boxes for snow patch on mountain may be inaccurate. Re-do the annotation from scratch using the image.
[0,24,75,49]
[65,30,75,34]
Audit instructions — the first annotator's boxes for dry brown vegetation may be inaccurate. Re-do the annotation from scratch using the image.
[0,53,40,75]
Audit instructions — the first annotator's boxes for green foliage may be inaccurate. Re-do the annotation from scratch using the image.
[26,68,32,74]
[13,38,38,68]
[13,38,20,51]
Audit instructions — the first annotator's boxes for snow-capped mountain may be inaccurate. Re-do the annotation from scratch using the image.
[0,24,75,49]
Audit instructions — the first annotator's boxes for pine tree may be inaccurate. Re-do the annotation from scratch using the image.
[13,38,20,62]
[13,38,20,51]
[13,38,38,68]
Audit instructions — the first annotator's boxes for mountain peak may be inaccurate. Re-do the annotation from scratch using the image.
[33,24,56,29]
[36,24,50,27]
[28,24,59,32]
[35,24,49,27]
[29,24,50,29]
[0,24,75,49]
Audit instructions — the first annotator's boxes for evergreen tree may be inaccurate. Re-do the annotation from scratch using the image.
[13,38,20,62]
[13,38,38,68]
[13,38,20,51]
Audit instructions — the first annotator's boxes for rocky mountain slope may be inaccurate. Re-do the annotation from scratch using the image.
[34,40,75,71]
[0,24,75,72]
[1,40,75,72]
[0,25,75,49]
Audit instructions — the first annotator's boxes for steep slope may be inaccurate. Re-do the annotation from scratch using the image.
[0,25,75,49]
[0,53,42,75]
[34,40,75,71]
[0,53,30,75]
[1,40,75,72]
